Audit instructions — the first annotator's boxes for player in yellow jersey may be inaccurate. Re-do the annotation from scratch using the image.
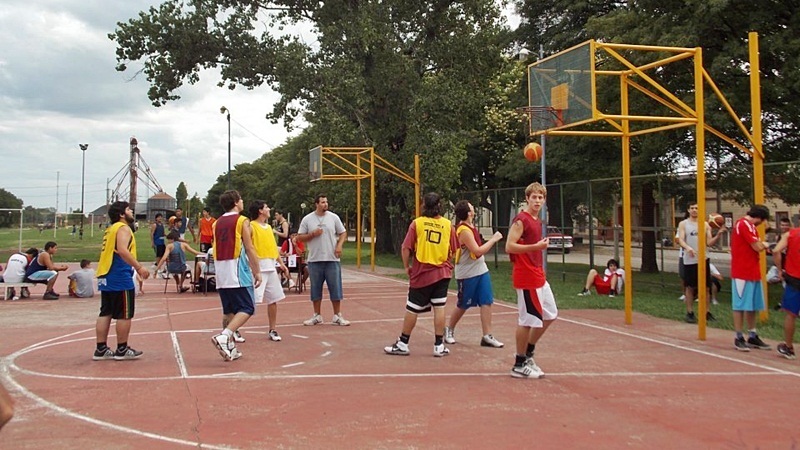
[385,192,458,357]
[248,200,290,342]
[93,201,151,361]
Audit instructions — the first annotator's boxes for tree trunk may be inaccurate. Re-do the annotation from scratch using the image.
[640,183,659,273]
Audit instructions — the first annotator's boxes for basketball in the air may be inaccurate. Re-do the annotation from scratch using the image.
[708,213,725,229]
[523,142,542,162]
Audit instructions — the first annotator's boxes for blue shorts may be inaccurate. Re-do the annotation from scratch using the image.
[731,279,765,312]
[218,286,255,316]
[456,272,494,309]
[26,270,57,283]
[780,284,800,317]
[308,261,343,301]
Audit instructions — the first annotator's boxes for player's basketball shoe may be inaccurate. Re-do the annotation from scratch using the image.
[212,334,234,361]
[480,334,504,348]
[384,340,409,356]
[268,330,282,342]
[233,331,246,343]
[777,343,796,360]
[444,326,456,344]
[433,343,450,357]
[303,313,323,326]
[747,335,771,350]
[92,347,115,361]
[734,337,750,352]
[331,313,350,326]
[113,347,143,361]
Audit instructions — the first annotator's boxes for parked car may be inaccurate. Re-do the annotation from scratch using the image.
[546,226,573,253]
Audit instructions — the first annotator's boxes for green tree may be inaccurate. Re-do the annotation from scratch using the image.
[175,182,188,210]
[0,188,23,228]
[111,0,509,253]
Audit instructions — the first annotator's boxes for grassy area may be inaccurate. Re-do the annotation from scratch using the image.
[1,228,787,343]
[343,245,788,344]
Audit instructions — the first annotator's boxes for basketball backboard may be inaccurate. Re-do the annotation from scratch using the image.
[309,145,322,182]
[528,41,595,133]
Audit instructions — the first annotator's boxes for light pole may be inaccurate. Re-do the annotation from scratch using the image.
[79,144,88,239]
[220,106,231,189]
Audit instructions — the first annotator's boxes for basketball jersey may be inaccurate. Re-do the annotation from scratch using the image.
[784,228,800,279]
[213,212,254,288]
[199,217,216,244]
[96,221,137,291]
[413,216,452,265]
[251,221,279,272]
[510,211,546,289]
[730,217,761,280]
[454,223,488,280]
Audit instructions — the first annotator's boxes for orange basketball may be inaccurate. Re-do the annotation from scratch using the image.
[708,213,725,229]
[523,142,543,162]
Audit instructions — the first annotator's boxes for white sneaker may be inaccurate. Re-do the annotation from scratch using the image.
[384,340,410,355]
[444,326,456,344]
[288,279,296,288]
[303,314,323,326]
[331,313,350,326]
[480,334,504,348]
[230,347,243,360]
[678,294,686,301]
[211,334,234,361]
[510,363,543,379]
[233,331,246,343]
[268,330,282,342]
[525,357,545,378]
[711,298,719,305]
[433,343,450,357]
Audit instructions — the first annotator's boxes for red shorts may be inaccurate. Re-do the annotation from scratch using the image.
[593,276,612,295]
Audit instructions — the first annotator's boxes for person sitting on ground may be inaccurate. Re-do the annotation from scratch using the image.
[25,241,68,300]
[68,259,96,298]
[156,230,201,293]
[578,258,625,297]
[709,262,723,305]
[1,248,38,300]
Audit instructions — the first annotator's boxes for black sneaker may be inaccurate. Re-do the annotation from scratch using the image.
[734,337,750,352]
[577,289,591,297]
[92,347,115,361]
[747,335,771,350]
[43,292,59,300]
[777,343,796,360]
[685,312,697,324]
[114,347,143,360]
[706,312,716,322]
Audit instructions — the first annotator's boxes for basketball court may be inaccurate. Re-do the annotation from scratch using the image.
[0,265,798,448]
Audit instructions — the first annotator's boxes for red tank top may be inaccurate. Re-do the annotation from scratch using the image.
[510,211,546,289]
[785,228,800,279]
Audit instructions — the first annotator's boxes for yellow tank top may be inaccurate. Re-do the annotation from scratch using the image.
[96,222,137,277]
[251,221,279,259]
[413,216,452,265]
[454,224,479,264]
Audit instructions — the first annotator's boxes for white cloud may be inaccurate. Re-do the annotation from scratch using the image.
[0,1,295,212]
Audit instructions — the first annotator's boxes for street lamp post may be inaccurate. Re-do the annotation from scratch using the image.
[220,106,231,189]
[79,144,88,239]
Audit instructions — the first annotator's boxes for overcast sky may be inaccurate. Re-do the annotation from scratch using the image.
[1,1,519,214]
[0,1,302,212]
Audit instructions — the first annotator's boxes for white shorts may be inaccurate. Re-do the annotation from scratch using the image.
[253,271,286,305]
[516,282,558,328]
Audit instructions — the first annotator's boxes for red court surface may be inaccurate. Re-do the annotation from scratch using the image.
[1,265,799,449]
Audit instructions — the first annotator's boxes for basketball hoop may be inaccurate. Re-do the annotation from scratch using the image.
[516,106,564,133]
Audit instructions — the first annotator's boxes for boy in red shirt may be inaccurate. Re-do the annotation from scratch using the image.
[730,204,770,351]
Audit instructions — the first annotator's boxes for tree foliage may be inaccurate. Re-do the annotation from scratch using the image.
[0,189,24,228]
[112,0,510,252]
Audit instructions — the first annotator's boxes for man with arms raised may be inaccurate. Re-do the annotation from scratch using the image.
[94,201,151,361]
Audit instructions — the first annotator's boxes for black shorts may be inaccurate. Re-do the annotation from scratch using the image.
[683,260,711,290]
[406,278,450,314]
[99,290,136,320]
[155,244,166,258]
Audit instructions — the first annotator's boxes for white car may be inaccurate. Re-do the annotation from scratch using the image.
[546,226,573,253]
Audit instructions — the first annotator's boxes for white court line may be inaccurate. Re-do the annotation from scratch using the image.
[0,367,234,450]
[321,351,332,357]
[281,362,304,368]
[170,331,188,378]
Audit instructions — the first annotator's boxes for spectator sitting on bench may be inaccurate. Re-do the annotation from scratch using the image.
[25,241,68,300]
[578,258,625,298]
[1,248,38,299]
[68,259,96,298]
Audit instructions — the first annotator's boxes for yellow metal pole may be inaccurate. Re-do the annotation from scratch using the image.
[695,47,708,340]
[750,32,768,321]
[414,154,421,217]
[621,73,633,325]
[356,154,362,269]
[370,148,376,271]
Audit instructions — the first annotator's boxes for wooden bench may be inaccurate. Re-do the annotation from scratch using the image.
[0,282,35,300]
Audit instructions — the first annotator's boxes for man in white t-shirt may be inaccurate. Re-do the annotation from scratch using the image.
[1,248,38,299]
